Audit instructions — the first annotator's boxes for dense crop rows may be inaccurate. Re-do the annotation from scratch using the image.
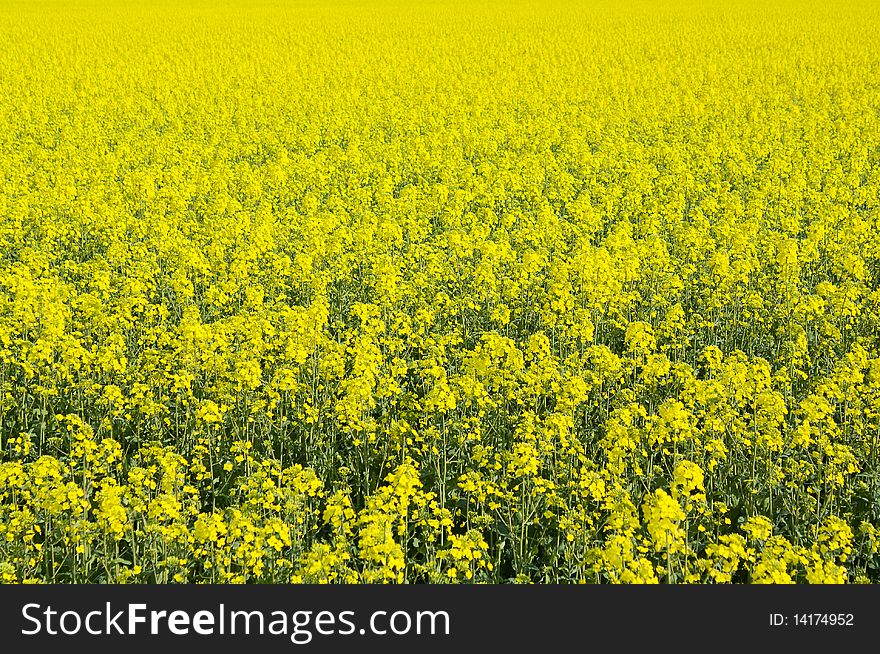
[2,0,880,583]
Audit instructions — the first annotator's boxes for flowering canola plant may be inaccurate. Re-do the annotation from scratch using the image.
[1,0,880,584]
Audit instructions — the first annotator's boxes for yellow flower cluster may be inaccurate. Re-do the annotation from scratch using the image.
[1,0,880,583]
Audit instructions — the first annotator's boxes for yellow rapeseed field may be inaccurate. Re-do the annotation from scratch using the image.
[1,0,879,583]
